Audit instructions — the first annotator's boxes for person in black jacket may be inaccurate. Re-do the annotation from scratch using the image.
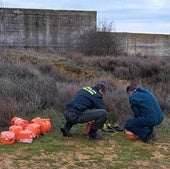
[125,84,164,143]
[60,83,107,140]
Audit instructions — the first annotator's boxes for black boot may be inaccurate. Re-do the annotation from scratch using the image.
[88,129,103,140]
[143,130,156,143]
[60,121,73,137]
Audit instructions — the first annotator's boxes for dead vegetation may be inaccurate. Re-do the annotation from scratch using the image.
[0,49,169,168]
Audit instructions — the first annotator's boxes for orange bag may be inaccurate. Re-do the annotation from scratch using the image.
[42,118,52,133]
[11,117,18,125]
[31,117,52,134]
[17,129,34,143]
[0,131,15,145]
[25,123,41,137]
[9,126,23,140]
[85,121,94,134]
[11,117,29,129]
[125,129,137,139]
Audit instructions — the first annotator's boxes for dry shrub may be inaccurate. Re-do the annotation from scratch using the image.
[88,77,132,125]
[92,57,118,71]
[81,30,122,56]
[114,66,130,78]
[150,82,170,114]
[37,63,54,74]
[37,63,68,82]
[0,50,169,128]
[1,62,40,79]
[56,77,133,125]
[66,52,85,65]
[0,98,16,127]
[155,64,170,82]
[106,83,132,125]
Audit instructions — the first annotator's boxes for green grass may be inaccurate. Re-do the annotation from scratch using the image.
[1,118,169,169]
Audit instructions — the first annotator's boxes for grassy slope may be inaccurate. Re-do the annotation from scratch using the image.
[0,51,170,169]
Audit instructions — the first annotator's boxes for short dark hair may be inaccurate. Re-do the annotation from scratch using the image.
[96,83,106,92]
[126,84,137,93]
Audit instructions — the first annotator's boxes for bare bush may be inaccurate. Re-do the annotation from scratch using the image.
[37,63,54,74]
[101,77,132,126]
[150,82,170,114]
[0,62,40,79]
[87,55,170,120]
[80,21,122,56]
[66,52,85,66]
[0,51,169,128]
[0,98,16,128]
[114,66,130,78]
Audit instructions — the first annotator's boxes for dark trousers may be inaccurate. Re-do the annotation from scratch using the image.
[64,109,107,131]
[125,117,155,141]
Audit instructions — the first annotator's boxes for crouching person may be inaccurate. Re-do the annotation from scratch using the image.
[125,84,164,143]
[60,83,107,140]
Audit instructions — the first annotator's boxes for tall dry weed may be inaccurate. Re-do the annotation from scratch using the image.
[0,98,16,128]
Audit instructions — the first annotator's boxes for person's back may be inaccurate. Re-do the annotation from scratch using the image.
[125,84,164,143]
[66,86,105,111]
[130,87,163,124]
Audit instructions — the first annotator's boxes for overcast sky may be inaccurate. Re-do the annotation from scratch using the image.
[1,0,170,34]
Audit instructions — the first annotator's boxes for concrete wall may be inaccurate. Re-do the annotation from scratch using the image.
[115,33,170,56]
[0,8,96,52]
[0,8,170,56]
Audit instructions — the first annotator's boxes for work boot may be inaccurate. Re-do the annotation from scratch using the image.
[143,130,156,143]
[88,129,103,140]
[60,121,73,137]
[87,133,103,140]
[60,127,72,137]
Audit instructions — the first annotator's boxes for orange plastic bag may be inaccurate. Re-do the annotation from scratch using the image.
[125,129,137,139]
[18,129,34,143]
[31,117,52,134]
[0,131,15,145]
[11,117,29,129]
[9,126,23,140]
[85,121,94,134]
[25,123,41,137]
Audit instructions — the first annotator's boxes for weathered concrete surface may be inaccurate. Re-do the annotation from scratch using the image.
[0,8,96,52]
[0,8,170,56]
[115,33,170,56]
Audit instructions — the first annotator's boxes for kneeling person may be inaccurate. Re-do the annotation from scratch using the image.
[125,84,164,143]
[61,83,107,140]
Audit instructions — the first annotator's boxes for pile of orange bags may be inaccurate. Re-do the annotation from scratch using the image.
[0,117,52,144]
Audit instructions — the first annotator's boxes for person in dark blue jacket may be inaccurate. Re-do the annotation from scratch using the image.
[125,84,164,143]
[60,83,107,140]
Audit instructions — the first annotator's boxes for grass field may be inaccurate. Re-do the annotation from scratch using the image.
[0,113,170,169]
